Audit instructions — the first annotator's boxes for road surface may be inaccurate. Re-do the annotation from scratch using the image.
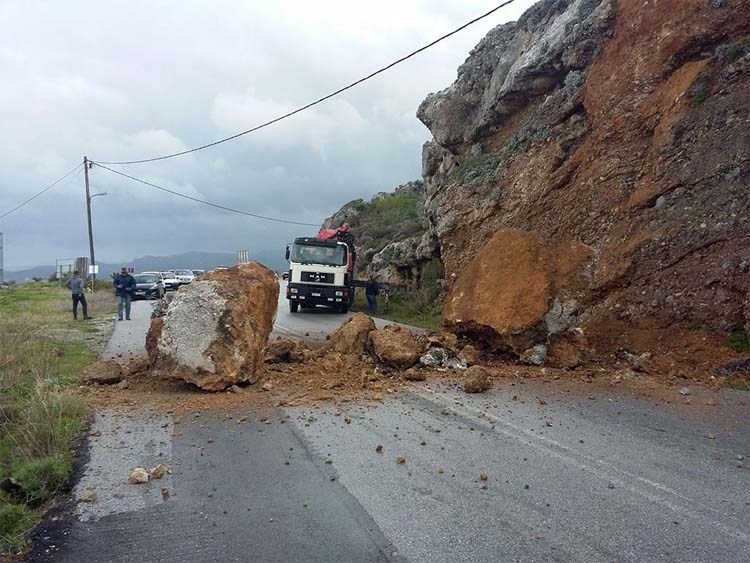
[25,298,750,562]
[272,281,411,345]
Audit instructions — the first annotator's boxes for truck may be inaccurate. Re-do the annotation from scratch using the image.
[285,224,356,313]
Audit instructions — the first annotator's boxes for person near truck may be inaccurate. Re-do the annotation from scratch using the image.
[66,270,90,320]
[113,267,136,321]
[365,277,379,314]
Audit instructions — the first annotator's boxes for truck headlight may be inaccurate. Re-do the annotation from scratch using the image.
[290,288,298,293]
[335,291,343,296]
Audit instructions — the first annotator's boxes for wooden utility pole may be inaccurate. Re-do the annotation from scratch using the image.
[83,156,97,285]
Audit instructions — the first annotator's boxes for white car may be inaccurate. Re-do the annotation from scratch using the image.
[174,269,195,285]
[158,271,180,291]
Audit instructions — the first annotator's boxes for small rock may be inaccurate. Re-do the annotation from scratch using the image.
[150,464,168,479]
[161,487,170,500]
[324,459,333,465]
[116,379,130,390]
[128,467,150,484]
[463,366,492,394]
[706,398,717,406]
[375,444,383,453]
[679,387,691,396]
[396,455,407,464]
[608,482,615,489]
[261,382,274,392]
[80,489,97,503]
[520,344,547,366]
[480,471,488,481]
[228,385,242,393]
[707,433,716,439]
[437,467,444,474]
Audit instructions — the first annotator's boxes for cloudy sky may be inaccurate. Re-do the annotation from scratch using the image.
[0,0,537,270]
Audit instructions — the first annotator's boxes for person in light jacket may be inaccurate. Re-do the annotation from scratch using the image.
[66,270,89,320]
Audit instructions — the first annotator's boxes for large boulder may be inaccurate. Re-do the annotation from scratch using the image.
[325,313,376,355]
[146,262,279,391]
[369,325,423,368]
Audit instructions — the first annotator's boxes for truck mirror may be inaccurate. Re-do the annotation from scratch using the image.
[285,245,290,260]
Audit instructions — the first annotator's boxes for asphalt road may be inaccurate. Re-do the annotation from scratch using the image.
[272,282,411,345]
[25,296,750,562]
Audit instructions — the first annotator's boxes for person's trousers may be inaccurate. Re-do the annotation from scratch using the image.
[366,294,377,314]
[72,294,88,319]
[117,294,132,320]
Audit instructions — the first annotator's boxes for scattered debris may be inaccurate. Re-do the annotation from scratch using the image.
[80,489,97,503]
[396,455,407,464]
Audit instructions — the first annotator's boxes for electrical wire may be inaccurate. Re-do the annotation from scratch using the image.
[94,163,321,226]
[94,0,520,165]
[0,163,84,221]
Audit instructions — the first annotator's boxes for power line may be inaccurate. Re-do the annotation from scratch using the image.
[94,163,321,226]
[94,0,520,166]
[0,163,84,221]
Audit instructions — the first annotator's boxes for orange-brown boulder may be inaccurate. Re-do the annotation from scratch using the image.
[325,313,376,355]
[369,325,423,368]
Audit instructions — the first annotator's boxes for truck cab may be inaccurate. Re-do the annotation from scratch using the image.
[286,236,353,313]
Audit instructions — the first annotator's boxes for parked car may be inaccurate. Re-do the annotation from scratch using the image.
[159,271,180,291]
[191,269,206,277]
[132,273,165,300]
[174,269,195,285]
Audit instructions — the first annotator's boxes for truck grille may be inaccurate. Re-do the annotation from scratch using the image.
[301,272,334,284]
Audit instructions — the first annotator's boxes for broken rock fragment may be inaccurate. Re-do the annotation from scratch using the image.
[368,324,423,368]
[325,313,376,355]
[265,337,308,364]
[82,360,124,385]
[128,467,150,484]
[463,366,493,394]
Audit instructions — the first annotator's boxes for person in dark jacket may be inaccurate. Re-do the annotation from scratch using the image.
[365,278,379,314]
[113,267,136,321]
[66,270,89,320]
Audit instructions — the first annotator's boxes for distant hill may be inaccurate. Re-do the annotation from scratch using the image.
[3,249,286,282]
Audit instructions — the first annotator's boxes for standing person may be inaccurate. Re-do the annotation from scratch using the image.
[365,277,379,314]
[113,267,136,321]
[65,270,89,320]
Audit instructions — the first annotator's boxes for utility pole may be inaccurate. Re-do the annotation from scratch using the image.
[83,156,96,285]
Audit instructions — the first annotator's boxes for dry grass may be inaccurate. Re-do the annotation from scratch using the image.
[0,283,115,554]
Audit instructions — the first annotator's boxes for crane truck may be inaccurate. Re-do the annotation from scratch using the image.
[285,224,356,313]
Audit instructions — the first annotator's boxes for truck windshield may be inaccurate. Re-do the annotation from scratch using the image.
[291,243,346,266]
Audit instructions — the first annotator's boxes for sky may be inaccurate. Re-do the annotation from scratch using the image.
[0,0,538,270]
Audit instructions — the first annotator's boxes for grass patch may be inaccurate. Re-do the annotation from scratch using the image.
[728,330,750,353]
[0,282,115,555]
[725,378,750,392]
[351,291,442,331]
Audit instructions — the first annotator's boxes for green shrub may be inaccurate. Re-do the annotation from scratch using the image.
[12,456,73,504]
[729,330,750,353]
[724,38,750,62]
[0,502,37,552]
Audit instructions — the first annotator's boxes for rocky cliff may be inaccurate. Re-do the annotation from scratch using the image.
[323,181,441,287]
[417,0,750,363]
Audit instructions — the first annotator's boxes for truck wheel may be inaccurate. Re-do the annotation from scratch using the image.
[290,302,299,313]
